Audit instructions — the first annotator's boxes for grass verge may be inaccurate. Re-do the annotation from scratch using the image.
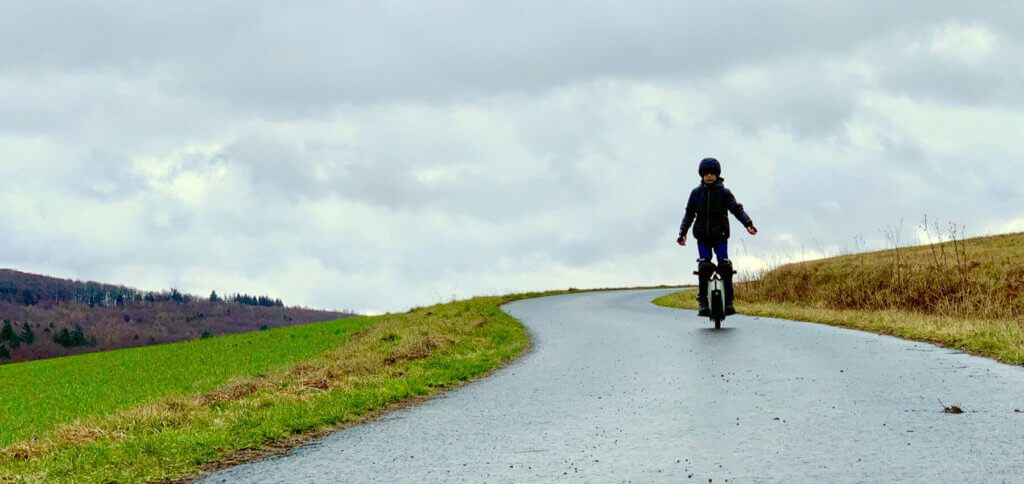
[653,281,1024,366]
[0,287,670,483]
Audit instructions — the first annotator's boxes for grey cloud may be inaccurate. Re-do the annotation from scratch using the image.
[222,135,436,208]
[699,58,864,138]
[169,1,969,113]
[225,137,330,201]
[863,28,1024,110]
[0,1,987,116]
[879,137,929,168]
[341,159,434,209]
[213,104,605,221]
[0,70,234,143]
[72,148,144,201]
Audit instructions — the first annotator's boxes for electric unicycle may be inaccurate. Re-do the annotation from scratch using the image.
[692,267,736,329]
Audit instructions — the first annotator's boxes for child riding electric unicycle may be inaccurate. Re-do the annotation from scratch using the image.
[676,157,758,327]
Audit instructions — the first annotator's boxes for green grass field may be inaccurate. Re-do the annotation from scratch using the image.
[1,288,620,483]
[0,317,375,448]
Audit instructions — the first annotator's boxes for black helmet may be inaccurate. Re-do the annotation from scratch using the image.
[698,157,721,176]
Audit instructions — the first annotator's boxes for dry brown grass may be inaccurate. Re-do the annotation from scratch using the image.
[740,231,1024,321]
[198,379,269,405]
[654,229,1024,365]
[385,334,455,364]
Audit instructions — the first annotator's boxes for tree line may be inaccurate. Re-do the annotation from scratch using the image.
[0,270,323,364]
[0,318,94,362]
[221,292,284,307]
[0,270,285,309]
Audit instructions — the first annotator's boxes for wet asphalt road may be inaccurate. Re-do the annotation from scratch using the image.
[202,289,1024,483]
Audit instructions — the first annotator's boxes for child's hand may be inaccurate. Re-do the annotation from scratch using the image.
[677,236,686,246]
[747,226,758,235]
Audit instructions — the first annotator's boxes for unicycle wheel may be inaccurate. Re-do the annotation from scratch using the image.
[710,288,725,328]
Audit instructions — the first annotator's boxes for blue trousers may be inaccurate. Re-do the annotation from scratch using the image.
[696,240,733,305]
[697,240,729,262]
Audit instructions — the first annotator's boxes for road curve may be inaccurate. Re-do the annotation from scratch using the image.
[202,289,1024,483]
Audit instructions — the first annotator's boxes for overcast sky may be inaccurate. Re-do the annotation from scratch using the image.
[1,1,1022,313]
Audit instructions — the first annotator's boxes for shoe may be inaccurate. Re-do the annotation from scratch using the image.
[725,305,736,315]
[697,305,711,317]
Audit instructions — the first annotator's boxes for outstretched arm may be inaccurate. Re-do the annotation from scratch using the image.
[725,189,756,234]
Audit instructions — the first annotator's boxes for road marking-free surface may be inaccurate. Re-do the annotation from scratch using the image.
[203,289,1024,482]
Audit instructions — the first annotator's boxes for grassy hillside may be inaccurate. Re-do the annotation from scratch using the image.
[0,317,375,447]
[0,288,624,483]
[655,232,1024,364]
[742,231,1024,320]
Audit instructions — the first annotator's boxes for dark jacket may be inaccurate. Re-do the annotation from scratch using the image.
[678,177,753,243]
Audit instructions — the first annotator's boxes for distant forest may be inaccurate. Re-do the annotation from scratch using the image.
[0,269,355,364]
[0,269,283,308]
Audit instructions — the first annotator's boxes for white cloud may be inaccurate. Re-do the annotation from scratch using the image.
[930,21,997,66]
[985,218,1024,235]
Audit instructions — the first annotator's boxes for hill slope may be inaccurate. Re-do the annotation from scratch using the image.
[0,269,354,364]
[655,232,1024,364]
[740,231,1024,320]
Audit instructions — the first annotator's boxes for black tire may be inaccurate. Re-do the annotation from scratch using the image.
[710,288,724,327]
